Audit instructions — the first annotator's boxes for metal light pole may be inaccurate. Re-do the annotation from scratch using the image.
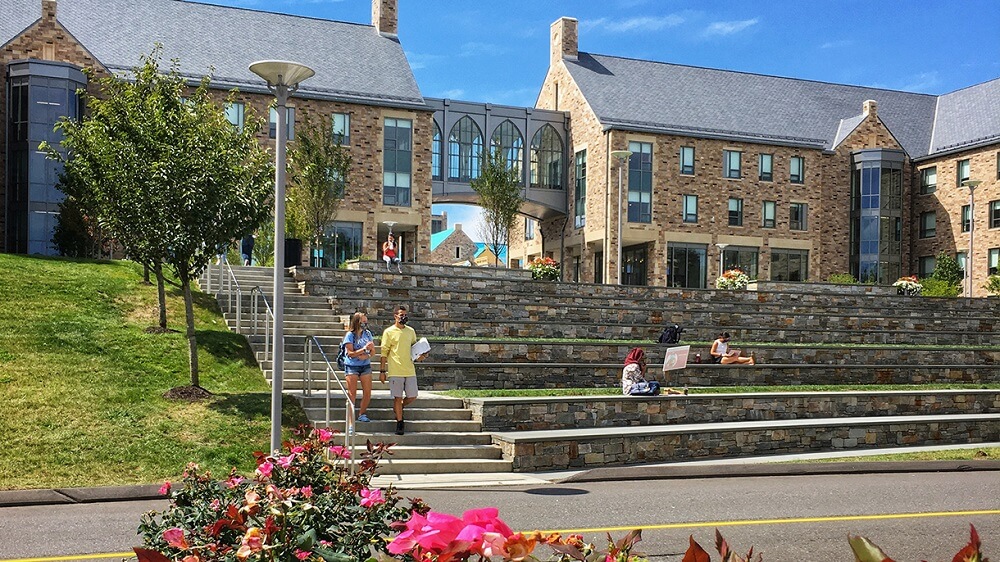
[610,150,632,284]
[249,60,315,453]
[963,179,982,298]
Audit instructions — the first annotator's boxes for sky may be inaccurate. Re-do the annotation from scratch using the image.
[205,0,1000,240]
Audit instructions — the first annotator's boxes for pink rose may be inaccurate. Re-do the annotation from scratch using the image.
[328,446,351,459]
[316,428,334,443]
[359,487,385,508]
[163,528,189,550]
[255,461,273,478]
[301,485,313,498]
[277,455,295,469]
[158,481,171,496]
[294,549,311,560]
[291,445,305,454]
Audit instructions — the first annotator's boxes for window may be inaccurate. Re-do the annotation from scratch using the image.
[573,255,581,283]
[449,116,483,181]
[383,117,412,206]
[790,156,805,183]
[680,146,695,175]
[723,150,741,179]
[918,255,936,278]
[920,167,937,194]
[332,112,350,145]
[491,120,524,174]
[432,122,442,181]
[594,251,604,284]
[759,153,773,181]
[627,141,653,223]
[728,198,743,226]
[962,205,971,233]
[723,246,759,279]
[683,194,698,223]
[997,152,1000,180]
[510,258,521,269]
[957,159,970,186]
[269,107,295,140]
[990,248,1000,276]
[524,218,535,240]
[771,248,809,281]
[224,102,244,130]
[530,124,563,189]
[762,201,776,228]
[919,211,936,238]
[991,200,1000,229]
[790,203,807,231]
[666,243,707,288]
[621,244,648,286]
[574,150,586,228]
[321,221,363,268]
[455,247,461,259]
[957,252,967,281]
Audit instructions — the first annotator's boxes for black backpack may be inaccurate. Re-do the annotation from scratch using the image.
[336,339,348,370]
[658,324,683,345]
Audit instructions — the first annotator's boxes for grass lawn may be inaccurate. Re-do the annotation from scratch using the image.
[0,254,307,490]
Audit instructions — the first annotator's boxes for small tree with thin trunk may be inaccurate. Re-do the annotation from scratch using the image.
[49,48,272,388]
[288,115,351,267]
[471,146,524,267]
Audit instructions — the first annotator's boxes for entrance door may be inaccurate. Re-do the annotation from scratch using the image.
[667,243,707,288]
[622,244,648,286]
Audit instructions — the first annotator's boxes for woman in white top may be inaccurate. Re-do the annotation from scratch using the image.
[710,332,755,365]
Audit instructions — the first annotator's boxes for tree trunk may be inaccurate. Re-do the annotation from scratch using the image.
[155,262,168,330]
[143,263,151,285]
[182,275,200,388]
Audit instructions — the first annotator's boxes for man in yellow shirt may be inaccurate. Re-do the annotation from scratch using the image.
[380,305,426,435]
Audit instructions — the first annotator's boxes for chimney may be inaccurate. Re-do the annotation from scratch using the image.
[863,99,878,117]
[454,223,462,232]
[550,17,578,66]
[41,0,56,22]
[372,0,398,37]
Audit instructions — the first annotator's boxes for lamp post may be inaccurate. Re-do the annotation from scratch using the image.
[716,243,729,278]
[963,179,982,298]
[610,150,632,284]
[249,60,315,454]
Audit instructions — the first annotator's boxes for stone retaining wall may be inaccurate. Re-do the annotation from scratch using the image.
[747,281,896,296]
[417,362,1000,390]
[339,260,532,280]
[493,416,1000,471]
[468,391,1000,431]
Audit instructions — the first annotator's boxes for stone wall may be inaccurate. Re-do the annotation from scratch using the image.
[469,390,1000,431]
[747,281,896,296]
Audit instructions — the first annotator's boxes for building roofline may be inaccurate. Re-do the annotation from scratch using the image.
[912,136,1000,162]
[168,0,372,30]
[600,120,828,150]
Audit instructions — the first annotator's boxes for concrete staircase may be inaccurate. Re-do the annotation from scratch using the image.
[200,265,510,475]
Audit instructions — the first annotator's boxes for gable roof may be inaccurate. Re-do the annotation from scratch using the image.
[0,0,426,110]
[563,52,944,157]
[429,228,456,251]
[931,76,1000,156]
[474,243,507,263]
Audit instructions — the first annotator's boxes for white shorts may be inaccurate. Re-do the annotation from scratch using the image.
[383,254,401,263]
[388,376,418,399]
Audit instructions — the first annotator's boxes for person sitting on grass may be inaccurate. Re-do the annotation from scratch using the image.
[621,348,685,395]
[710,332,755,365]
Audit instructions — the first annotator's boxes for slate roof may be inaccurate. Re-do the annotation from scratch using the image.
[0,0,425,109]
[562,52,1000,159]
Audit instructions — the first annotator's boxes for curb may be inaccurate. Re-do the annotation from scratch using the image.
[0,484,163,508]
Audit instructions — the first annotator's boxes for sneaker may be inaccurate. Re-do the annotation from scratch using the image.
[395,420,405,435]
[357,414,370,423]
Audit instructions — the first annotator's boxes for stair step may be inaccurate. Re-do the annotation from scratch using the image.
[373,458,513,474]
[291,393,464,409]
[347,431,494,446]
[364,445,503,460]
[313,419,481,432]
[306,407,472,421]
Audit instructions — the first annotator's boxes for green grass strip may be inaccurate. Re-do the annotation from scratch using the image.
[441,383,1000,398]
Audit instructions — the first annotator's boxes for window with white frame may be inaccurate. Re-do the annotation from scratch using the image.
[990,248,999,276]
[224,102,244,130]
[524,218,535,240]
[957,159,970,186]
[920,167,937,194]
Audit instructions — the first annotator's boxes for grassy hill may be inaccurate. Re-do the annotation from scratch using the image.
[0,254,306,490]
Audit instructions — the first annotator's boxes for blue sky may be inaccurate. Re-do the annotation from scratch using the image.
[207,0,1000,239]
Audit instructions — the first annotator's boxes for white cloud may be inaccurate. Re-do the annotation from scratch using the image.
[433,205,486,242]
[703,18,759,37]
[899,71,941,93]
[581,14,685,34]
[459,42,507,57]
[404,51,444,70]
[437,88,466,100]
[820,39,853,49]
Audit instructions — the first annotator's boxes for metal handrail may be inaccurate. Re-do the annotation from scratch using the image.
[249,286,276,362]
[222,261,243,332]
[305,335,356,472]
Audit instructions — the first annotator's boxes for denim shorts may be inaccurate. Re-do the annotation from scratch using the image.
[344,364,373,376]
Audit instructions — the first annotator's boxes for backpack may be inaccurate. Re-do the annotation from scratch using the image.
[658,324,683,345]
[336,338,348,371]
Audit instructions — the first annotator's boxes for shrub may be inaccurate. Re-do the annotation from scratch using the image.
[528,257,561,281]
[931,252,963,286]
[920,277,961,297]
[136,427,425,562]
[715,268,750,290]
[827,273,857,284]
[985,274,1000,296]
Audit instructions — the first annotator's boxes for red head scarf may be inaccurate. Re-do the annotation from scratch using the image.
[624,347,645,367]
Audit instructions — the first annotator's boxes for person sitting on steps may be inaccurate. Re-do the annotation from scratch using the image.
[710,332,755,365]
[382,234,402,273]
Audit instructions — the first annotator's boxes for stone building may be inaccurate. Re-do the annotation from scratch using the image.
[510,17,1000,294]
[428,223,477,266]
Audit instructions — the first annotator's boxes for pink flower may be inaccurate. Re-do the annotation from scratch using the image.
[158,481,171,496]
[328,445,351,459]
[255,461,273,478]
[244,490,260,508]
[462,507,514,537]
[277,454,295,469]
[236,528,264,561]
[316,428,334,443]
[294,549,311,560]
[224,475,245,489]
[301,485,313,498]
[291,445,305,454]
[163,528,189,550]
[209,499,222,511]
[359,488,385,508]
[478,532,508,558]
[181,556,201,562]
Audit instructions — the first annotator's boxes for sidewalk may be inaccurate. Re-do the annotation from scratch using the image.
[2,443,996,507]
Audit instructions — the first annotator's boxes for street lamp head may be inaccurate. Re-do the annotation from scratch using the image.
[610,149,633,162]
[963,179,983,191]
[248,60,315,87]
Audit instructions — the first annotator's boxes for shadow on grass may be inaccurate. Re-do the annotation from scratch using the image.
[197,329,258,368]
[210,392,310,426]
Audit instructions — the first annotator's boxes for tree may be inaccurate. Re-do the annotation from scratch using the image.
[49,47,273,388]
[471,145,524,267]
[931,251,963,286]
[287,115,351,267]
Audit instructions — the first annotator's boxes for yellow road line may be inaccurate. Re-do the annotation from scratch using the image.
[1,554,134,562]
[540,509,1000,534]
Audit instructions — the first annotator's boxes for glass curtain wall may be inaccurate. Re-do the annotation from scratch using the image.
[666,243,707,288]
[849,150,904,283]
[320,221,364,268]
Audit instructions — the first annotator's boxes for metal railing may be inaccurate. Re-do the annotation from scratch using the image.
[249,286,276,363]
[305,335,356,472]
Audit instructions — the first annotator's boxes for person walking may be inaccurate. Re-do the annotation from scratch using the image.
[380,304,426,435]
[343,311,375,431]
[241,234,255,266]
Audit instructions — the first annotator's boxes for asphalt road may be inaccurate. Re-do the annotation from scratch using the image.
[1,471,998,561]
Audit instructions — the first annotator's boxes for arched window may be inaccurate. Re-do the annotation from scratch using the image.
[432,121,442,181]
[530,125,563,189]
[448,116,483,181]
[490,120,523,175]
